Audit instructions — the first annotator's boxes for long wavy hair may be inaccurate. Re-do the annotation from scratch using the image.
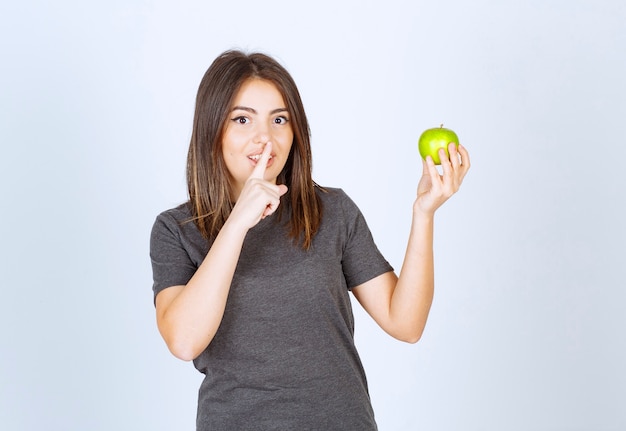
[186,50,322,249]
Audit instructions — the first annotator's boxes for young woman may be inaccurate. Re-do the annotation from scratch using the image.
[150,50,470,430]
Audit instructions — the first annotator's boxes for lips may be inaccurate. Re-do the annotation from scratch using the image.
[247,154,273,161]
[247,153,275,166]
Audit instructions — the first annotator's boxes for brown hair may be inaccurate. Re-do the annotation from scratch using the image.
[187,50,322,249]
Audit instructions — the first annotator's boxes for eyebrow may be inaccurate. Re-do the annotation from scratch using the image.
[231,106,289,115]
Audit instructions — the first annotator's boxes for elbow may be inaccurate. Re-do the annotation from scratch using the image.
[168,344,197,362]
[159,324,209,362]
[165,337,205,362]
[388,325,424,344]
[157,313,213,362]
[397,332,422,344]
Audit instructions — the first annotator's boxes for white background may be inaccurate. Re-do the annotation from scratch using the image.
[1,0,625,430]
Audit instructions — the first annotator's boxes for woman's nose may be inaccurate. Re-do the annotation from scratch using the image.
[254,122,270,144]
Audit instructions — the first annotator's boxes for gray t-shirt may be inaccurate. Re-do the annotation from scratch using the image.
[150,187,393,431]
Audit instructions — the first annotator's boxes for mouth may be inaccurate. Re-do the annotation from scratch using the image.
[247,153,274,162]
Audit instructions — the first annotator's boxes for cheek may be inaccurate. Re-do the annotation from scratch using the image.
[221,150,241,177]
[221,137,241,164]
[276,129,294,148]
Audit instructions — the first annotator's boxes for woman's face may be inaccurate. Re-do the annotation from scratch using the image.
[222,78,294,200]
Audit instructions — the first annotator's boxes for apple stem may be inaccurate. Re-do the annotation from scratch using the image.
[440,123,444,128]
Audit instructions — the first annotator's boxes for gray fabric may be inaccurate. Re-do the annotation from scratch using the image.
[150,187,393,431]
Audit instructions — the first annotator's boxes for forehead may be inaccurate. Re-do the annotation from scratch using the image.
[232,78,286,107]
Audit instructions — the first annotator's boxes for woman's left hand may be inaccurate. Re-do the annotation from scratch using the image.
[414,143,470,215]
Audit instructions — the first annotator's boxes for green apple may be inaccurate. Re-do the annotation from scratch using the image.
[418,124,459,165]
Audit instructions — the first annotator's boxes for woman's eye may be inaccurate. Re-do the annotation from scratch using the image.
[274,116,289,125]
[232,116,249,124]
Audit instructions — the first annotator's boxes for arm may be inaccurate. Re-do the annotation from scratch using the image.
[155,143,287,361]
[155,220,247,361]
[352,143,470,343]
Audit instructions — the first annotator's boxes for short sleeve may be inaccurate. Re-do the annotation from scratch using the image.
[338,191,393,288]
[150,212,198,301]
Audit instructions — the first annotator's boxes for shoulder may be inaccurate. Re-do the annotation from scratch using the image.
[316,186,354,206]
[154,202,191,224]
[316,186,361,217]
[150,201,208,261]
[151,202,194,237]
[156,201,192,220]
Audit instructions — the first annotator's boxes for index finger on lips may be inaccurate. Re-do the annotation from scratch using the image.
[249,142,272,180]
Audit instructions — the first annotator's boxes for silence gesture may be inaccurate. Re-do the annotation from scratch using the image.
[229,142,289,230]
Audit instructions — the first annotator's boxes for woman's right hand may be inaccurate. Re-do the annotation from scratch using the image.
[228,142,288,230]
[156,142,288,361]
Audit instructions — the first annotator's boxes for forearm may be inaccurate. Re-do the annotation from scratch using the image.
[355,144,469,343]
[157,219,247,360]
[389,210,435,342]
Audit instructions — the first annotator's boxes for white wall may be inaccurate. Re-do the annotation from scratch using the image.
[1,0,625,429]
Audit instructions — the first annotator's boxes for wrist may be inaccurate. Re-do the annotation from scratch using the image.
[220,216,250,241]
[412,204,435,222]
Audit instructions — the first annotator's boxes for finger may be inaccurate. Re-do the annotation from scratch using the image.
[420,157,428,173]
[458,144,470,166]
[261,187,286,219]
[424,155,442,186]
[257,183,288,220]
[249,141,272,180]
[276,184,288,197]
[457,144,471,181]
[448,143,461,170]
[438,147,454,185]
